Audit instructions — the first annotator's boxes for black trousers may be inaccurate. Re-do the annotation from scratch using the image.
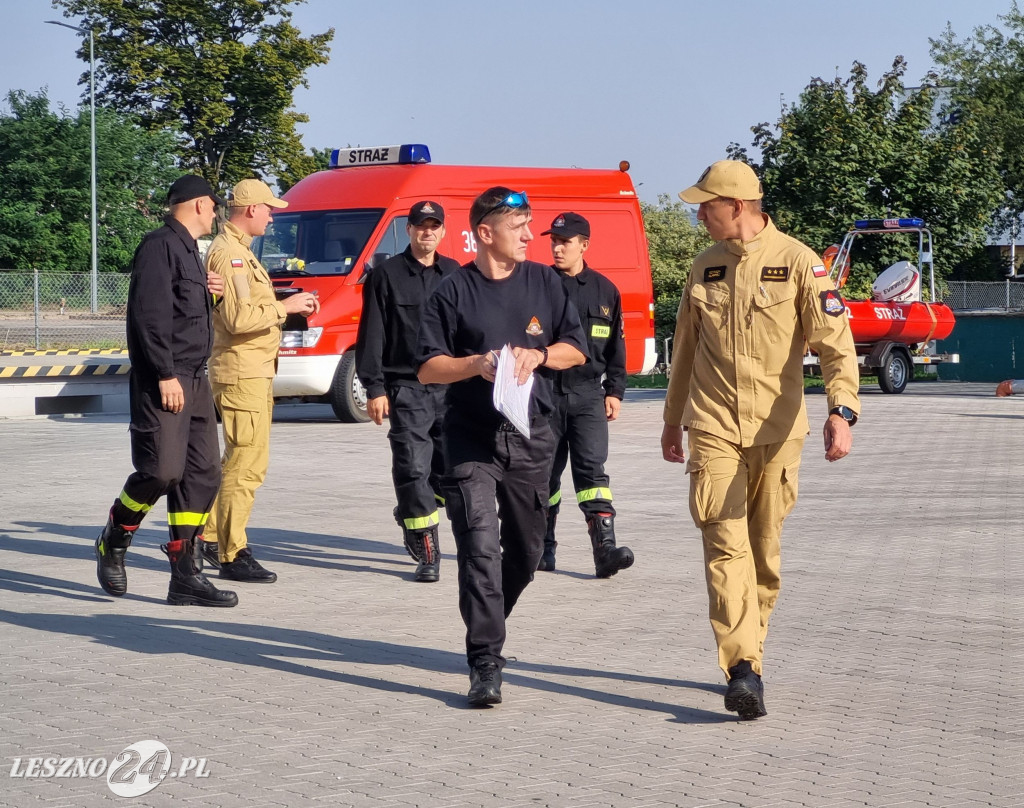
[111,370,221,542]
[442,417,555,667]
[387,383,446,527]
[548,383,614,519]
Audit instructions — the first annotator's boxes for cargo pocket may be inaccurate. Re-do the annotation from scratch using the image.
[217,390,264,448]
[778,460,799,523]
[686,458,714,529]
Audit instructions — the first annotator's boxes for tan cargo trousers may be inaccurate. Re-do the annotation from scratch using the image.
[206,377,274,563]
[686,428,804,677]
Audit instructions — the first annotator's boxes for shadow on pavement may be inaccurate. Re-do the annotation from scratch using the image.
[0,609,727,722]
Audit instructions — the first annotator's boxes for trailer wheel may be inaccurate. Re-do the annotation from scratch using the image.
[878,351,911,394]
[328,352,370,422]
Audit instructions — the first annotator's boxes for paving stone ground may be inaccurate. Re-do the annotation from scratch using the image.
[0,383,1020,808]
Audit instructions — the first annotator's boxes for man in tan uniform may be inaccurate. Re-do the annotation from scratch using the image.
[661,161,860,720]
[200,179,319,582]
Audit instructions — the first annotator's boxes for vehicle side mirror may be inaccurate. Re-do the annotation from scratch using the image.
[359,253,392,283]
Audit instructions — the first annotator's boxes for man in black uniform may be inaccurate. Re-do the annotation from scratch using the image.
[417,187,587,707]
[93,174,238,608]
[356,201,460,582]
[539,212,634,577]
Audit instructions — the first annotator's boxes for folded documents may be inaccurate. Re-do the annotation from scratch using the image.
[491,344,534,437]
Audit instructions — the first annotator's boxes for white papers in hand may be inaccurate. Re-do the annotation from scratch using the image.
[491,344,533,438]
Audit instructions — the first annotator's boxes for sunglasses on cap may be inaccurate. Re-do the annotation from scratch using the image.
[475,191,530,226]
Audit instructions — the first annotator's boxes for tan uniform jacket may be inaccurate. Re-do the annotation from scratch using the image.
[664,216,860,447]
[206,221,287,384]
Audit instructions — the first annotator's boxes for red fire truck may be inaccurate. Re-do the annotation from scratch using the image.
[253,144,657,420]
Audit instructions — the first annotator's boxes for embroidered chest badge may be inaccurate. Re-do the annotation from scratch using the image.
[526,317,544,336]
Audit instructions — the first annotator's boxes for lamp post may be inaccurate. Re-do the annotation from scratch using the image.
[46,19,98,314]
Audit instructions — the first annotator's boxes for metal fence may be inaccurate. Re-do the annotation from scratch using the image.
[0,271,128,351]
[946,280,1024,311]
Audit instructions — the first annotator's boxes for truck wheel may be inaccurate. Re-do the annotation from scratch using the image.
[878,351,911,394]
[328,352,370,422]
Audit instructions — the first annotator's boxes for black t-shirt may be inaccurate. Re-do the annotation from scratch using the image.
[416,260,586,427]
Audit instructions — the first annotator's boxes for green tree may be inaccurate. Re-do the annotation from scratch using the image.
[0,90,178,273]
[931,4,1024,265]
[51,0,334,191]
[641,194,713,346]
[733,57,1004,295]
[277,146,333,193]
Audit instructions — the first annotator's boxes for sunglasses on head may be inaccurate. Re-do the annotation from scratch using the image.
[477,191,529,224]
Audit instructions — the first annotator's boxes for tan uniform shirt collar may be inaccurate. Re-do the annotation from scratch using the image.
[223,220,253,248]
[722,215,774,257]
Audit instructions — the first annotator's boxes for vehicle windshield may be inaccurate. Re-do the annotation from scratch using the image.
[253,208,384,277]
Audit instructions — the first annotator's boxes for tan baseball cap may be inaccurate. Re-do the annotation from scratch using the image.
[678,160,763,204]
[229,178,288,209]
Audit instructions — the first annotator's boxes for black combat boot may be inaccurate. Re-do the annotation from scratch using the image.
[467,660,502,707]
[162,539,238,607]
[219,548,277,583]
[587,513,634,579]
[537,510,557,572]
[725,660,767,720]
[408,527,440,583]
[95,514,137,597]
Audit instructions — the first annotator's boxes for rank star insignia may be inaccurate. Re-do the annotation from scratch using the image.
[526,316,544,336]
[761,266,789,282]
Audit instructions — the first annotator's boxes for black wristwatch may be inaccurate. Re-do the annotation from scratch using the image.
[538,347,549,367]
[829,405,857,426]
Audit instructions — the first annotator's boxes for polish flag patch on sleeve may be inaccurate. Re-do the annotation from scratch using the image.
[812,264,827,277]
[230,259,244,268]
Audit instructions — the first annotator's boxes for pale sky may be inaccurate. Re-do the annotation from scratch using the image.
[0,0,1015,203]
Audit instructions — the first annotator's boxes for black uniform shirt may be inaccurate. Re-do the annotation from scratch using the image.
[551,263,627,399]
[417,260,587,428]
[356,246,460,399]
[126,216,213,379]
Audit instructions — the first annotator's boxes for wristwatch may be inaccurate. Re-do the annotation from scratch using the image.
[538,347,549,367]
[829,405,857,426]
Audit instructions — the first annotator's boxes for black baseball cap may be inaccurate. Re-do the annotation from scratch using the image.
[408,200,445,225]
[167,174,226,206]
[542,212,590,239]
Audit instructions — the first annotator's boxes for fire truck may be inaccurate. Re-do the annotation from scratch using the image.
[252,144,657,421]
[805,217,959,393]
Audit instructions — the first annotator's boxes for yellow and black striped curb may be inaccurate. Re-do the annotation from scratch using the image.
[0,364,130,379]
[0,349,128,357]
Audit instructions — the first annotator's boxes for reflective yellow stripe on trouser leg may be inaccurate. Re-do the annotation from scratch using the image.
[403,510,440,530]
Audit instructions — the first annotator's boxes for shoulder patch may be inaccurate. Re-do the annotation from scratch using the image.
[704,266,726,282]
[230,258,244,268]
[819,289,845,317]
[761,266,789,282]
[812,264,827,278]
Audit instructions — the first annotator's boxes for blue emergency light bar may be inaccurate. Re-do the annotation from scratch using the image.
[329,144,431,168]
[854,217,925,229]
